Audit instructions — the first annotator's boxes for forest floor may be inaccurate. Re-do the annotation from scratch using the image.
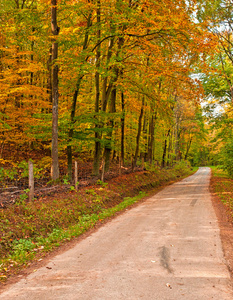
[210,167,233,279]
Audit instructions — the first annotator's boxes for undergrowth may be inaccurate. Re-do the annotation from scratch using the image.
[0,165,195,282]
[210,167,233,219]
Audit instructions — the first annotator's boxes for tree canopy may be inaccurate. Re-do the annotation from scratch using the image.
[0,0,231,178]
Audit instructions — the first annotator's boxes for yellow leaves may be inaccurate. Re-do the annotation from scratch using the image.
[0,0,215,156]
[42,24,49,30]
[72,28,79,34]
[28,35,40,42]
[0,159,16,168]
[60,27,73,35]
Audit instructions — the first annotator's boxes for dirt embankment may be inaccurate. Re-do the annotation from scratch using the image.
[210,175,233,279]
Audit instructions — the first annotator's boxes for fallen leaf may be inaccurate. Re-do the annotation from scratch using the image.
[166,283,172,289]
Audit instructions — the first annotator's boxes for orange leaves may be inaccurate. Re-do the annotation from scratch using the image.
[0,0,216,165]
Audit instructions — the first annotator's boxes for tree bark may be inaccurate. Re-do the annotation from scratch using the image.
[184,136,192,160]
[51,0,59,180]
[147,113,156,164]
[67,12,92,181]
[104,85,116,172]
[94,34,114,175]
[103,34,124,173]
[47,47,53,107]
[30,27,35,86]
[101,36,114,112]
[132,97,144,171]
[67,77,83,180]
[93,0,102,176]
[161,129,170,168]
[120,91,125,166]
[167,128,174,167]
[175,99,182,162]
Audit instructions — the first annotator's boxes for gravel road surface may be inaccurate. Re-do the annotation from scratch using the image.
[1,167,232,299]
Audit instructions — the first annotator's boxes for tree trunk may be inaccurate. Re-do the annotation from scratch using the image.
[51,0,59,180]
[166,128,174,167]
[161,129,170,168]
[93,0,102,176]
[104,86,117,172]
[67,13,92,181]
[30,27,35,86]
[132,97,144,171]
[93,9,114,176]
[175,102,181,162]
[147,113,156,164]
[103,35,124,172]
[101,33,114,111]
[120,91,125,166]
[96,35,114,175]
[67,78,83,180]
[184,136,192,160]
[175,130,181,161]
[47,47,52,107]
[141,111,147,161]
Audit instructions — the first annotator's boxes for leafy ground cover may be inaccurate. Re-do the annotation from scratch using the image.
[210,166,233,278]
[0,163,196,283]
[210,167,233,222]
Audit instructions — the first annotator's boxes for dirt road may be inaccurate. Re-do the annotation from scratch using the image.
[1,167,233,299]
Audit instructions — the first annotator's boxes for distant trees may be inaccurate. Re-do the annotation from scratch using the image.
[194,0,233,172]
[0,0,217,178]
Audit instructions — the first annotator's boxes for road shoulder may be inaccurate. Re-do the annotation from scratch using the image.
[210,182,233,279]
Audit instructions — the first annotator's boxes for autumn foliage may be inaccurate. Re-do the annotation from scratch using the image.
[0,0,217,178]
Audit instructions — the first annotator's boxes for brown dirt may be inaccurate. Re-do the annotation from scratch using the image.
[1,169,233,292]
[0,176,172,292]
[210,183,233,279]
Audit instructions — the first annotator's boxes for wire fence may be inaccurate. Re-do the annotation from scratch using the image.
[0,160,142,208]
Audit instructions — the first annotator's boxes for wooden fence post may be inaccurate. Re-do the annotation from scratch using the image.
[75,161,78,190]
[119,157,122,175]
[101,159,105,182]
[28,160,34,201]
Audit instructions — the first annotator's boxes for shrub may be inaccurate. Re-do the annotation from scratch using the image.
[221,141,233,178]
[173,160,191,174]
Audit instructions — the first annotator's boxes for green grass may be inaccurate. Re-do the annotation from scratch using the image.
[192,166,199,172]
[0,192,146,280]
[0,165,195,281]
[210,166,233,215]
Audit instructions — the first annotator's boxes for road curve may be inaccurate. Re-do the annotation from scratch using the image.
[1,167,233,300]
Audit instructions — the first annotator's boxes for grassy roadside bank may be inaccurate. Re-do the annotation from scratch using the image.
[210,166,233,223]
[0,164,197,283]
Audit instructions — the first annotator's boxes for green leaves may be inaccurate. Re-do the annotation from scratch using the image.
[220,140,233,178]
